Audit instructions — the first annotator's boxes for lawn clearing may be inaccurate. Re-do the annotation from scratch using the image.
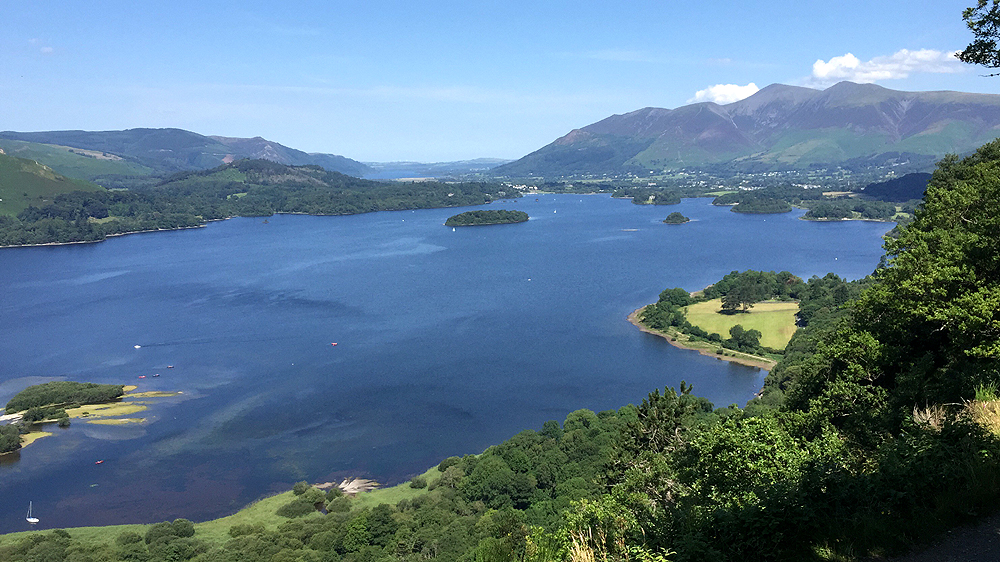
[685,299,799,349]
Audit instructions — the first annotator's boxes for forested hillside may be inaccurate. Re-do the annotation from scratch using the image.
[0,159,516,246]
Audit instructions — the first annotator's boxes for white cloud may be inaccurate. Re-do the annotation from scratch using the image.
[40,47,54,54]
[688,82,759,104]
[808,49,962,87]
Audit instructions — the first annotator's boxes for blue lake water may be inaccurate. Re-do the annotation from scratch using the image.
[0,195,891,532]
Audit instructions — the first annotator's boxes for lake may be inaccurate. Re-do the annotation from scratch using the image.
[0,194,891,532]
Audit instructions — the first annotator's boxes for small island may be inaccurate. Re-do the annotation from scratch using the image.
[0,380,180,455]
[662,212,690,224]
[445,209,529,226]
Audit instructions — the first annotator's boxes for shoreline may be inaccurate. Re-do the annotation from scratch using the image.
[0,222,213,249]
[627,306,776,371]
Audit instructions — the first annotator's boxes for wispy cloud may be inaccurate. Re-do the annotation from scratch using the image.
[688,82,759,104]
[40,47,54,54]
[806,49,963,87]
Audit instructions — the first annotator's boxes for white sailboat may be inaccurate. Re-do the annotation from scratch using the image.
[26,501,38,524]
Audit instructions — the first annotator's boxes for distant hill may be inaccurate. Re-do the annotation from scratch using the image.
[495,82,1000,177]
[0,158,514,246]
[364,158,512,179]
[0,151,103,216]
[0,128,370,178]
[0,138,156,184]
[861,172,932,202]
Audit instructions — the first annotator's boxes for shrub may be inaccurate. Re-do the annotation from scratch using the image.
[438,456,462,472]
[229,523,265,537]
[275,497,317,518]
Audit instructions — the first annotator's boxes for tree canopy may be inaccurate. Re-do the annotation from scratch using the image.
[959,0,1000,70]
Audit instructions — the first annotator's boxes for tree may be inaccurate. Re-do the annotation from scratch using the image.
[721,273,769,312]
[959,0,1000,71]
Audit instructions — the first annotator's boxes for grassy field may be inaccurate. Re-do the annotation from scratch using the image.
[685,299,799,349]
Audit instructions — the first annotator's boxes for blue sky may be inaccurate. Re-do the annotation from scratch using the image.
[1,1,996,161]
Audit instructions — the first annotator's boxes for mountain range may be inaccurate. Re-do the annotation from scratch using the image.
[495,81,1000,177]
[0,128,370,178]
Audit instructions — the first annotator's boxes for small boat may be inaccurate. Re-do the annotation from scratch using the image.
[95,460,104,465]
[133,345,141,349]
[152,374,160,377]
[138,375,146,379]
[167,365,174,369]
[26,502,38,524]
[331,342,338,347]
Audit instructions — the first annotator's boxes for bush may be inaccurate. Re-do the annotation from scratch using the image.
[438,456,462,472]
[116,531,144,546]
[291,481,311,496]
[171,518,195,538]
[409,476,428,489]
[327,496,351,513]
[276,498,318,518]
[229,523,265,537]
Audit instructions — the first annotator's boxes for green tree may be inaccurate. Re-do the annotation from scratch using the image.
[959,0,1000,71]
[721,273,769,312]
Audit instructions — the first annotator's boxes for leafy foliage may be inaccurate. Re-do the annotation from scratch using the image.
[958,0,1000,69]
[444,209,528,226]
[5,381,124,413]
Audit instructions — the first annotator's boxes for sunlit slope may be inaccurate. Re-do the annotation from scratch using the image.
[0,139,155,181]
[0,152,103,216]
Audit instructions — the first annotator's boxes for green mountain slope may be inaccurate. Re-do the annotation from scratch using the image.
[496,81,1000,177]
[0,151,103,216]
[0,128,370,177]
[0,139,155,182]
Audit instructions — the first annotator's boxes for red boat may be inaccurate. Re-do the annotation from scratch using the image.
[95,460,104,465]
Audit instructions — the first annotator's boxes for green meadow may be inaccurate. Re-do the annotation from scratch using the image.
[685,298,799,349]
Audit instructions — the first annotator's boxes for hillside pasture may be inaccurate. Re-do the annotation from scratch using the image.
[0,153,103,216]
[685,298,798,349]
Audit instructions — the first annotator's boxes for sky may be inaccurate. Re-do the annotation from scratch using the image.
[2,1,998,162]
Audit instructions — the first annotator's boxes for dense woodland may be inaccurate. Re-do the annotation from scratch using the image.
[444,210,529,227]
[0,160,516,246]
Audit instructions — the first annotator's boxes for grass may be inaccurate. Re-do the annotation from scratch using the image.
[685,299,799,349]
[0,152,103,216]
[0,139,154,181]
